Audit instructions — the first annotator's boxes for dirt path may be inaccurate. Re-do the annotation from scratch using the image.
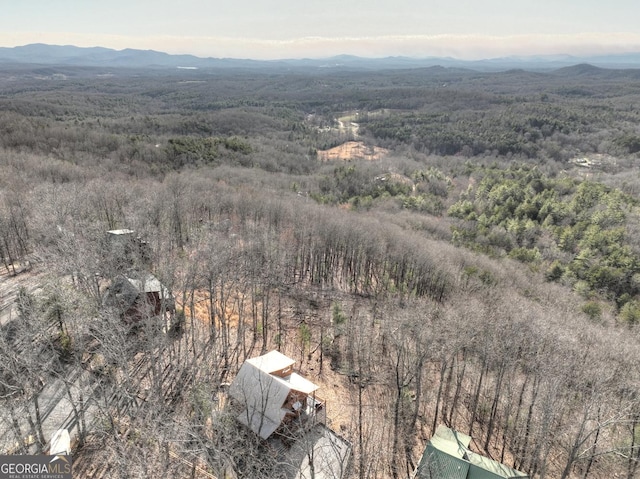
[336,118,359,138]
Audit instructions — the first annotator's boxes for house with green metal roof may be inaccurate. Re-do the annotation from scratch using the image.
[414,425,528,479]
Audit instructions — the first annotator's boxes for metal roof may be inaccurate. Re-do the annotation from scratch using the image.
[419,445,470,479]
[467,451,528,479]
[286,372,320,395]
[246,350,295,374]
[128,274,167,294]
[429,425,471,459]
[103,273,173,315]
[230,361,290,439]
[50,429,71,456]
[416,426,528,479]
[229,351,319,440]
[237,406,285,441]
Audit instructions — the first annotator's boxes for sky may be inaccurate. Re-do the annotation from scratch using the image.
[2,0,640,60]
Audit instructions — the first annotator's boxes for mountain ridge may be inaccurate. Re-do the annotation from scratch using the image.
[2,43,640,71]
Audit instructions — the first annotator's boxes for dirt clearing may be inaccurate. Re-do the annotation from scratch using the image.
[317,141,388,161]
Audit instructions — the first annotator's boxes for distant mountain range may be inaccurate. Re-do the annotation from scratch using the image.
[2,43,640,71]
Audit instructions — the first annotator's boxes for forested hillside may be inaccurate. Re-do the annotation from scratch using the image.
[1,64,640,478]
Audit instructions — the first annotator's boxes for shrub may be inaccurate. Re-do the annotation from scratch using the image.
[620,300,640,326]
[545,260,564,281]
[581,301,602,321]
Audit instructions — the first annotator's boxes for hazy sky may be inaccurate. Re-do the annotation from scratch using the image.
[2,0,640,59]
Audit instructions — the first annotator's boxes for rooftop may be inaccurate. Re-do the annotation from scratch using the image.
[229,351,320,440]
[246,349,295,374]
[416,425,528,479]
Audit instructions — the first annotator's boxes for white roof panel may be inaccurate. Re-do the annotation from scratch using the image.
[286,372,319,395]
[229,360,291,439]
[237,408,285,440]
[128,274,166,294]
[229,351,321,440]
[50,429,71,456]
[247,350,295,374]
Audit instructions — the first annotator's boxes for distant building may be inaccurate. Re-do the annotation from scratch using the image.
[415,425,528,479]
[103,272,175,322]
[107,229,136,236]
[105,229,151,272]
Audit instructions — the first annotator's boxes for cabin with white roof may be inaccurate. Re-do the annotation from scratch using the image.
[229,351,351,479]
[228,350,326,440]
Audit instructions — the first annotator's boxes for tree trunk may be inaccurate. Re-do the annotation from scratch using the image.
[432,360,447,434]
[628,415,640,479]
[515,374,540,472]
[33,394,46,448]
[468,358,488,438]
[449,348,467,426]
[484,362,506,453]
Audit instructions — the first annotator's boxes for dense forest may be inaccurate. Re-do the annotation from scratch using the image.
[2,62,640,478]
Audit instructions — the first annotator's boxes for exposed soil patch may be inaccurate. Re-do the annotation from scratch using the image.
[176,289,251,328]
[317,141,388,161]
